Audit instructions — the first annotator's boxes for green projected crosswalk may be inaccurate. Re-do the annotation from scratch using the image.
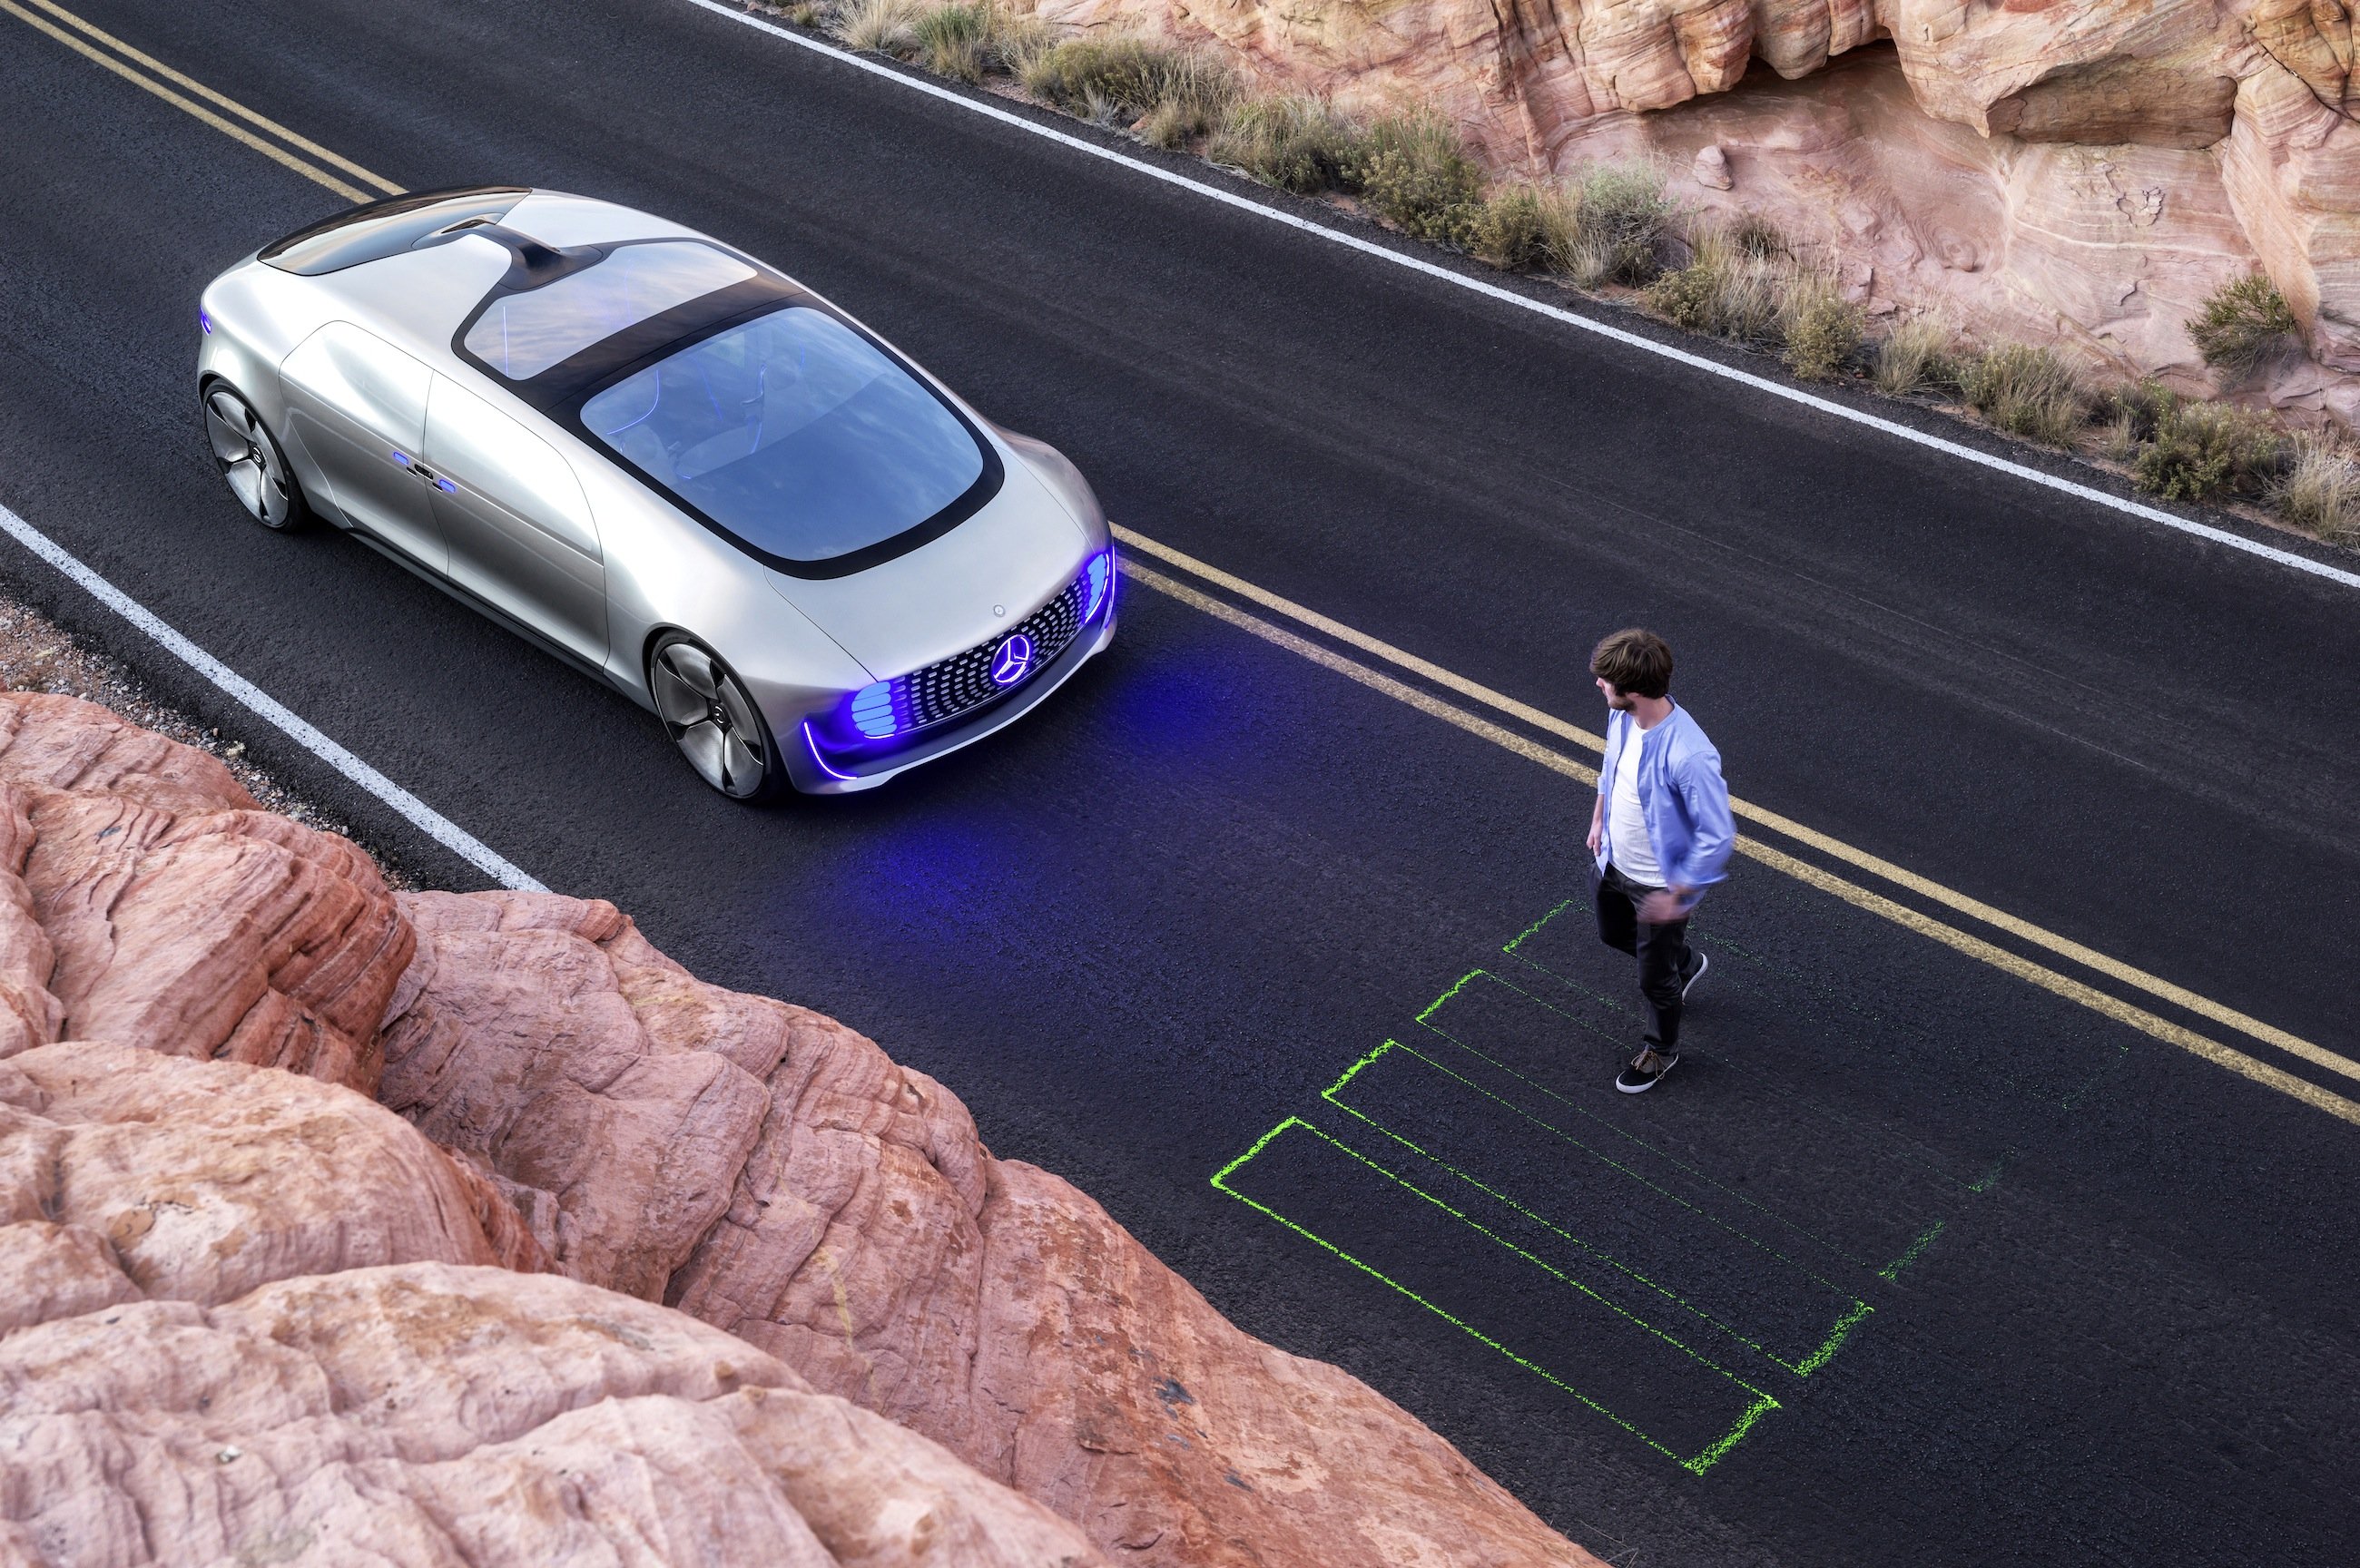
[1211,896,2036,1473]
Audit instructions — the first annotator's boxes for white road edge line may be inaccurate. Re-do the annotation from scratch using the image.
[0,501,547,893]
[680,0,2360,596]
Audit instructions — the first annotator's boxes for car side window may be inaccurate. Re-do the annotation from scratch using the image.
[281,322,432,442]
[425,377,599,559]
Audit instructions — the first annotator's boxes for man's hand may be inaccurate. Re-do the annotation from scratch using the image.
[1639,887,1692,924]
[1586,818,1602,857]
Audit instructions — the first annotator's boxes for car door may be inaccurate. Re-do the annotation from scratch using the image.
[422,375,606,667]
[278,323,447,570]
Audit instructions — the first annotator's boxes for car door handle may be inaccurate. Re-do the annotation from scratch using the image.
[392,451,459,494]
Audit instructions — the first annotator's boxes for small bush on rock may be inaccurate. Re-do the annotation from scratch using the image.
[2275,434,2360,542]
[1345,110,1487,245]
[1872,316,1957,397]
[1960,344,2084,447]
[1023,36,1235,143]
[1778,271,1863,382]
[2127,392,2283,502]
[1562,162,1674,286]
[1208,95,1360,193]
[2188,273,2300,376]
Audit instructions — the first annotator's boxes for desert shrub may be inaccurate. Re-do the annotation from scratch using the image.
[2188,273,2300,376]
[1559,162,1675,286]
[2135,397,2283,502]
[1468,181,1577,271]
[831,0,920,54]
[2274,433,2360,542]
[1959,343,2084,447]
[1872,316,1957,397]
[1642,229,1779,341]
[1022,35,1235,142]
[1777,270,1863,381]
[1207,95,1359,194]
[911,1,991,80]
[1344,109,1487,245]
[783,2,823,24]
[986,9,1057,69]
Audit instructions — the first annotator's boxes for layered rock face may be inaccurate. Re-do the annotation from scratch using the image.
[386,889,1592,1566]
[0,691,1597,1568]
[1025,0,2360,414]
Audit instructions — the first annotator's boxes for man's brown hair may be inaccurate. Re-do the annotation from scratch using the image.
[1590,628,1674,700]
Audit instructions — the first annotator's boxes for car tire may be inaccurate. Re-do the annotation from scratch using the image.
[202,384,310,532]
[649,633,785,802]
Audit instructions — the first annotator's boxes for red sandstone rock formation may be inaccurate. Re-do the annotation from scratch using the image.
[386,888,1594,1566]
[0,694,412,1090]
[0,692,1599,1567]
[1024,0,2360,417]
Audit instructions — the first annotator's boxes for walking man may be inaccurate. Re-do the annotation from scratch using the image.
[1584,628,1734,1093]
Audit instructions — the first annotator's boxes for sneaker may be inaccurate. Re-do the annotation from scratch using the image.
[1680,950,1710,1001]
[1616,1049,1678,1094]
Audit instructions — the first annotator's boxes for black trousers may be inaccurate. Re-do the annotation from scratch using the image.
[1593,861,1694,1051]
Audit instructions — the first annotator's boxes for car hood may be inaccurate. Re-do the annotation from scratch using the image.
[763,459,1090,680]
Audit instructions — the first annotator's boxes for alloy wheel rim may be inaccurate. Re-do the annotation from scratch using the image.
[204,391,290,526]
[652,642,767,798]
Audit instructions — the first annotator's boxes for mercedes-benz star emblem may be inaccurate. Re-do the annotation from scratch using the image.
[990,632,1036,688]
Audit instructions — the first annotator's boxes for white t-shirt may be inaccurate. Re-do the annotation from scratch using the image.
[1607,729,1665,887]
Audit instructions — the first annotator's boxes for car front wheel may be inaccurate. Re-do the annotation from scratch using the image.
[649,634,782,802]
[202,385,308,531]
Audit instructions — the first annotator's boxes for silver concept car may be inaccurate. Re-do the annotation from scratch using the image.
[197,186,1116,799]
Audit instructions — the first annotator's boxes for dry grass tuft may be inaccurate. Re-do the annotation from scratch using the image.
[1959,344,2084,447]
[1022,34,1236,144]
[2274,433,2360,542]
[1467,181,1577,271]
[1343,109,1487,243]
[1872,316,1957,397]
[1559,162,1674,287]
[1208,95,1359,194]
[1777,270,1863,382]
[830,0,922,54]
[1643,227,1780,342]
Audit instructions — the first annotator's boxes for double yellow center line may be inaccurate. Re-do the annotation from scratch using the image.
[10,0,2355,1128]
[1116,534,2360,1129]
[0,0,399,201]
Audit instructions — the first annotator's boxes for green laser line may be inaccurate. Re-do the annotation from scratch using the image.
[1792,1298,1874,1376]
[1876,1220,1948,1282]
[1328,1039,1871,1377]
[1211,1115,1778,1474]
[1501,897,1582,962]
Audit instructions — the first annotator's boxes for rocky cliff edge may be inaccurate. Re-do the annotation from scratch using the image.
[0,692,1595,1568]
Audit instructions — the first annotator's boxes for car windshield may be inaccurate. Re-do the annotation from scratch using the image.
[464,241,755,379]
[581,306,988,564]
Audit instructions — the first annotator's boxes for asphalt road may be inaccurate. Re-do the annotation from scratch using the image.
[5,2,2360,1561]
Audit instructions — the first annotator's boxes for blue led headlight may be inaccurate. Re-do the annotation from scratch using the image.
[848,680,899,739]
[1083,546,1114,622]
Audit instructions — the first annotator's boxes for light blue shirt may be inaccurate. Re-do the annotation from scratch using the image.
[1594,701,1735,909]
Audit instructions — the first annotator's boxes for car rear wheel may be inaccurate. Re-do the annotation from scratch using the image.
[650,634,782,801]
[203,386,309,531]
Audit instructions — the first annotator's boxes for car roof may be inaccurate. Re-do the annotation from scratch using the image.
[263,189,723,362]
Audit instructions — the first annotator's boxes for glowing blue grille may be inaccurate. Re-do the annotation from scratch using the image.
[825,550,1112,750]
